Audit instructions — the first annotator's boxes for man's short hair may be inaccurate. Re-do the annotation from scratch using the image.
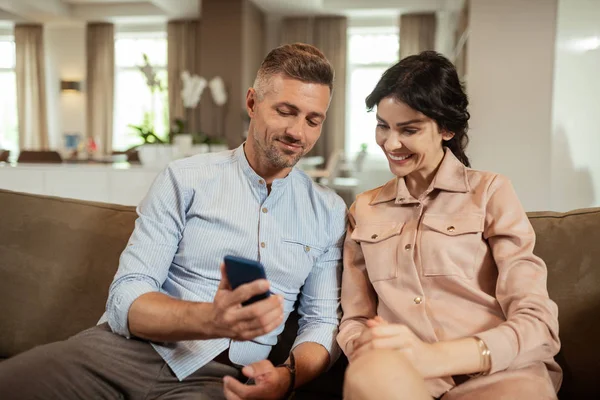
[253,43,334,99]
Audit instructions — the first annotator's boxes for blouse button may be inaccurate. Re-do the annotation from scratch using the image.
[414,296,423,304]
[371,234,378,239]
[447,226,456,232]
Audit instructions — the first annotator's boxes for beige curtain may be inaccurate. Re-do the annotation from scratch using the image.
[167,20,201,141]
[280,18,314,45]
[15,24,49,150]
[399,13,437,59]
[86,23,114,155]
[280,16,347,160]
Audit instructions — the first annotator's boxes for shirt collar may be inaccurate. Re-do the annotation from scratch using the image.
[431,148,470,193]
[235,143,295,188]
[370,148,470,205]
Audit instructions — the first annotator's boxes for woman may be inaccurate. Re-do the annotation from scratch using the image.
[337,51,562,400]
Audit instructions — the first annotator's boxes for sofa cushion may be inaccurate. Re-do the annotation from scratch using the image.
[529,208,600,399]
[0,189,136,358]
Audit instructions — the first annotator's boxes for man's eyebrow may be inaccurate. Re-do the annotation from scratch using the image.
[275,102,300,112]
[277,102,325,120]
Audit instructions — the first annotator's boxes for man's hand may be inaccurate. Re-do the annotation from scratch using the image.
[351,317,439,379]
[207,263,285,341]
[223,360,291,400]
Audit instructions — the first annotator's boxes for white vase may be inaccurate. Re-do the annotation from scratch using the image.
[173,134,193,158]
[137,144,175,168]
[189,144,209,156]
[209,144,228,153]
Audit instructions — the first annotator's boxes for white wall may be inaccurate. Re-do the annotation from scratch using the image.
[44,23,87,151]
[466,0,558,211]
[551,0,600,212]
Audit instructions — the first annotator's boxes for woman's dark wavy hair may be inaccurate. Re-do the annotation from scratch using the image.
[366,51,471,167]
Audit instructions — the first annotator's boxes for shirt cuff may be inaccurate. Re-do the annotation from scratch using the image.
[476,324,519,374]
[336,322,366,358]
[106,280,157,338]
[292,324,340,369]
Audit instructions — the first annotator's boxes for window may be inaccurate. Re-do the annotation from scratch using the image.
[0,37,18,156]
[113,32,168,151]
[346,27,399,157]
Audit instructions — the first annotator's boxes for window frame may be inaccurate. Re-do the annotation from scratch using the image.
[0,35,18,158]
[345,25,399,160]
[113,30,168,152]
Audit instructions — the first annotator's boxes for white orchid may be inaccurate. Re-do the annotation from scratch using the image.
[138,54,162,92]
[208,76,228,106]
[181,71,207,109]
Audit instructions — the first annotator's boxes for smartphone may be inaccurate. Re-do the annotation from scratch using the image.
[223,255,271,306]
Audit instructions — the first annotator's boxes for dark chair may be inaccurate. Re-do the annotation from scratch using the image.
[0,150,9,162]
[112,147,140,164]
[17,150,63,164]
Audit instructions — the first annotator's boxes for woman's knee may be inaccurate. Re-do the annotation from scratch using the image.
[344,350,429,400]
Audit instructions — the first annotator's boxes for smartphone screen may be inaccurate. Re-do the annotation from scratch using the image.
[223,255,271,306]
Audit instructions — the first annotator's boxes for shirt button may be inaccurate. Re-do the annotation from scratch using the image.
[258,179,265,185]
[414,296,422,304]
[262,207,268,213]
[304,245,311,252]
[405,244,412,251]
[260,242,266,248]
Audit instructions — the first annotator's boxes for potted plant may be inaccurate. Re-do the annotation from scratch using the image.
[133,54,172,166]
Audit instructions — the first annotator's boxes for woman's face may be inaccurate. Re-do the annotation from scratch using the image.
[375,96,454,178]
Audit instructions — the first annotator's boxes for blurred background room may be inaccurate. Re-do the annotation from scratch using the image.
[0,0,598,212]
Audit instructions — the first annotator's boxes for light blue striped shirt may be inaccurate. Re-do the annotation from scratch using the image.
[98,144,347,380]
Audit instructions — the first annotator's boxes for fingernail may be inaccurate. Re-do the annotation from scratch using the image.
[245,366,254,375]
[259,281,269,291]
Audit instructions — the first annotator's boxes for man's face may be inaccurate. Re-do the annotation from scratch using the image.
[246,74,331,169]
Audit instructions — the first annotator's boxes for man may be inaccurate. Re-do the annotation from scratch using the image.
[0,43,347,400]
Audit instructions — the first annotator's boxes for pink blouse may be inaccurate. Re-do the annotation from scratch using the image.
[337,149,562,397]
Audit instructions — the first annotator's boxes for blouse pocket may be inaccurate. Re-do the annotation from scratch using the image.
[350,222,405,282]
[420,214,484,279]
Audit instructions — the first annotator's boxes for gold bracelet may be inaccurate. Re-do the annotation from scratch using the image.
[468,337,491,378]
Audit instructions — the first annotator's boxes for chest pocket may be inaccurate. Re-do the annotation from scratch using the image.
[420,214,484,279]
[350,222,404,282]
[282,239,325,274]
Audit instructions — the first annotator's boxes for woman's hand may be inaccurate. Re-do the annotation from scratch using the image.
[352,317,440,379]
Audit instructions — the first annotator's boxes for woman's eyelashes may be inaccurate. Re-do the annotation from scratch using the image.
[376,123,418,135]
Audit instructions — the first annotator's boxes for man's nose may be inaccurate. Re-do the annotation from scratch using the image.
[286,117,305,140]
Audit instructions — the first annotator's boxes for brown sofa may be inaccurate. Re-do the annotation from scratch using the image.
[0,188,598,399]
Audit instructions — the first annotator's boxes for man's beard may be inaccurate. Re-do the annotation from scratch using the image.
[255,133,305,169]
